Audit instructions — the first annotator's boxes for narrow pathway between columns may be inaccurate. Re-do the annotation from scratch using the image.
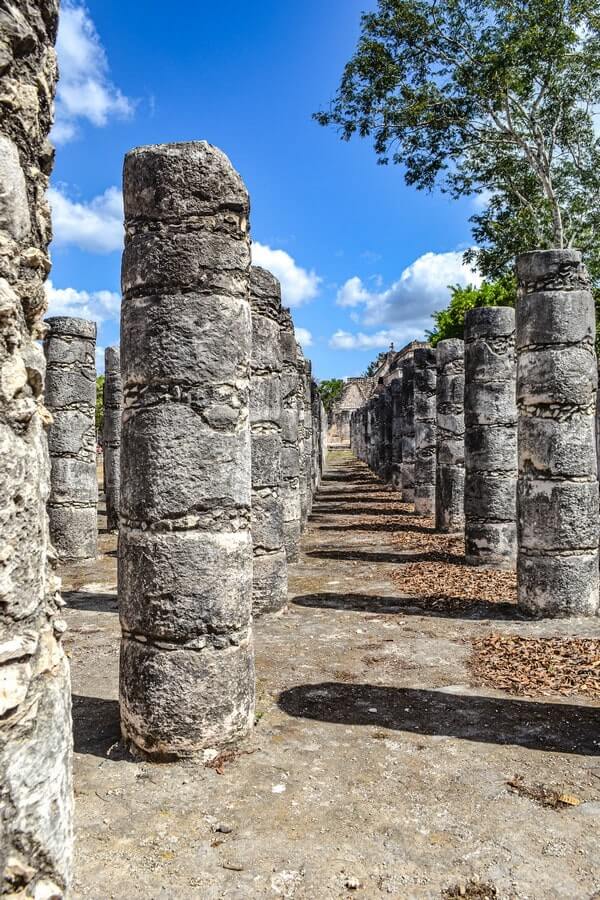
[63,451,600,899]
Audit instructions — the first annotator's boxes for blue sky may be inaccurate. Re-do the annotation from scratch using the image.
[48,0,481,378]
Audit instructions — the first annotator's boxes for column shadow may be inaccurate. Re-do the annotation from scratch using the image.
[292,592,519,620]
[278,682,600,755]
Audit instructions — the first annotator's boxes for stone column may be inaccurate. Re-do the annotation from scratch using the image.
[303,357,314,517]
[0,2,73,894]
[390,378,403,490]
[380,386,393,483]
[435,339,465,532]
[119,142,255,758]
[279,308,301,562]
[296,346,308,527]
[516,250,599,616]
[44,317,98,561]
[414,347,437,517]
[464,308,517,568]
[103,345,122,532]
[400,358,416,502]
[249,267,287,616]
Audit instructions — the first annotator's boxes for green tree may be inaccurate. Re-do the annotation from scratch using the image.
[319,378,345,412]
[364,350,388,377]
[428,277,516,346]
[96,375,105,435]
[315,0,600,276]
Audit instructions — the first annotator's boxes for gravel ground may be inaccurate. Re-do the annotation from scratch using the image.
[62,451,600,899]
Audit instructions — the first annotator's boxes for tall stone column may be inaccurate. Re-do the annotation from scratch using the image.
[414,347,437,516]
[400,358,416,502]
[390,378,403,490]
[0,2,73,894]
[279,308,301,561]
[516,250,599,616]
[435,339,465,533]
[464,308,517,568]
[296,346,309,527]
[380,386,393,482]
[303,357,314,517]
[119,142,255,757]
[249,267,287,616]
[103,345,122,532]
[44,317,98,562]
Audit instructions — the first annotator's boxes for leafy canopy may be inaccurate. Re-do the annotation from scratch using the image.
[316,0,600,274]
[427,277,516,345]
[319,378,345,412]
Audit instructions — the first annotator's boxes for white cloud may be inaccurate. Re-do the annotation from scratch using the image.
[330,328,414,351]
[95,345,106,375]
[53,2,134,144]
[252,242,321,307]
[330,250,481,351]
[45,280,120,323]
[294,327,313,348]
[49,185,123,253]
[336,251,480,328]
[472,188,495,211]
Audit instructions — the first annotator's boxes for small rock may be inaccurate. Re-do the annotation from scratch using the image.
[215,823,233,834]
[345,876,361,890]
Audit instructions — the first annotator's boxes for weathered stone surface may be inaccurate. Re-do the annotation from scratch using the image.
[516,250,599,616]
[435,339,465,533]
[390,378,403,491]
[464,307,517,568]
[279,307,301,561]
[399,359,415,500]
[250,267,287,616]
[44,316,98,562]
[0,2,73,895]
[119,142,255,757]
[296,346,309,528]
[103,346,122,532]
[414,347,436,516]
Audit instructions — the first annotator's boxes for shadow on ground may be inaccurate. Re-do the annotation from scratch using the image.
[64,590,118,613]
[278,682,600,755]
[292,592,520,621]
[306,548,465,565]
[72,694,123,758]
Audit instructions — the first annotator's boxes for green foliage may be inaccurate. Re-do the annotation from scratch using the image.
[96,375,105,434]
[364,351,388,377]
[316,0,600,274]
[319,378,345,412]
[428,277,516,346]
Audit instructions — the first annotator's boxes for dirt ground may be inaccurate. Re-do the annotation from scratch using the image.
[62,451,600,900]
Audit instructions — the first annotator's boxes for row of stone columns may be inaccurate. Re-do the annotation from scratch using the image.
[351,250,599,619]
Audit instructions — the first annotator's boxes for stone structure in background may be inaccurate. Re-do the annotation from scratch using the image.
[103,345,122,532]
[327,377,372,448]
[45,317,98,562]
[435,339,465,533]
[379,385,393,483]
[119,142,255,757]
[0,2,73,894]
[390,378,403,491]
[279,308,302,561]
[516,250,599,616]
[464,308,517,568]
[311,379,322,494]
[249,267,287,616]
[413,347,437,517]
[400,358,416,501]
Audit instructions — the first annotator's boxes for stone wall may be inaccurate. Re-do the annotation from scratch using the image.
[0,1,73,894]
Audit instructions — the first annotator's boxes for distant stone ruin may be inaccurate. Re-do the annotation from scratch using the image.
[103,345,122,532]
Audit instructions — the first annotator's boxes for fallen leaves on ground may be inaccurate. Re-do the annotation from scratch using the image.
[442,880,498,899]
[507,775,582,809]
[469,634,600,699]
[205,748,258,775]
[391,554,516,611]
